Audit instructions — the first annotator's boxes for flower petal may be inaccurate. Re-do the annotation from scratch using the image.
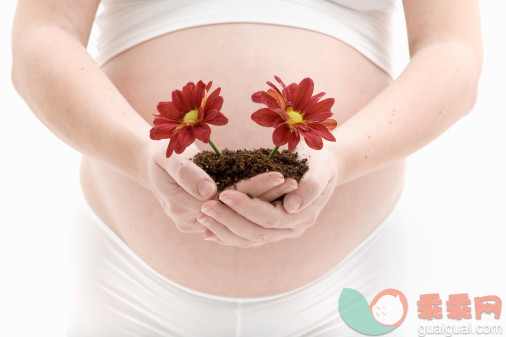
[300,91,326,111]
[194,81,206,108]
[283,83,297,106]
[183,85,197,110]
[274,75,287,89]
[149,124,178,140]
[304,98,335,120]
[193,123,211,143]
[153,116,181,126]
[166,138,176,158]
[207,87,221,102]
[305,110,333,122]
[266,81,283,96]
[272,124,290,146]
[276,108,291,120]
[174,126,196,154]
[273,118,286,128]
[293,78,314,110]
[320,119,338,131]
[205,95,224,112]
[287,129,301,152]
[198,106,204,121]
[204,110,228,125]
[172,89,191,112]
[156,102,183,120]
[267,89,286,111]
[298,127,324,150]
[185,82,196,90]
[251,108,281,127]
[251,91,281,110]
[307,123,336,142]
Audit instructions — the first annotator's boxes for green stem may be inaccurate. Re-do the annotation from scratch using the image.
[268,146,280,159]
[208,139,222,156]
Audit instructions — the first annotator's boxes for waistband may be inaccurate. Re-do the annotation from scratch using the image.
[78,191,401,304]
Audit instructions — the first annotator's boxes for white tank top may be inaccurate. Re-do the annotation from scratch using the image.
[96,0,398,77]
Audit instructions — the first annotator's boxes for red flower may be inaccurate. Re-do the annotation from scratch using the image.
[150,80,228,157]
[251,76,337,152]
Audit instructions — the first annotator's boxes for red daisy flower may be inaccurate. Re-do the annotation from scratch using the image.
[251,76,337,152]
[150,80,228,157]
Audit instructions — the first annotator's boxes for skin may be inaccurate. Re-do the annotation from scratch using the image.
[12,0,482,297]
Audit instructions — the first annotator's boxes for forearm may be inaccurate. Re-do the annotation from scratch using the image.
[332,42,482,184]
[12,25,151,184]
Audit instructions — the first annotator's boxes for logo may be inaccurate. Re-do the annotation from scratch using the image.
[339,288,408,335]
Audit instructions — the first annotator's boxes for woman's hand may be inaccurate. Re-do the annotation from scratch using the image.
[142,140,297,235]
[142,141,217,234]
[197,146,339,247]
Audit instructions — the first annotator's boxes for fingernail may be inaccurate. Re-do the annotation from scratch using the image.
[198,180,214,198]
[197,216,211,226]
[204,230,216,240]
[285,194,302,213]
[219,193,234,206]
[268,177,285,188]
[201,206,216,218]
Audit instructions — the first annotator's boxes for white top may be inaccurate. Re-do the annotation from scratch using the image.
[96,0,398,77]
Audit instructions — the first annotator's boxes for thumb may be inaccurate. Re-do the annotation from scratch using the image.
[283,170,325,213]
[282,145,337,213]
[161,143,217,201]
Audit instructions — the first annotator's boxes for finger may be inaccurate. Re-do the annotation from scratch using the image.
[282,168,328,213]
[218,190,302,229]
[200,200,293,242]
[257,178,298,202]
[163,194,207,233]
[222,171,285,198]
[203,228,230,245]
[152,174,207,233]
[183,221,207,234]
[301,175,337,213]
[198,212,265,248]
[160,143,217,201]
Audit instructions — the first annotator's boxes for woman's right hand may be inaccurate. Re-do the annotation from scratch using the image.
[141,141,297,235]
[141,141,217,234]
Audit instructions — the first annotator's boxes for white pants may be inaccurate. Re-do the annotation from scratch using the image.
[67,194,410,337]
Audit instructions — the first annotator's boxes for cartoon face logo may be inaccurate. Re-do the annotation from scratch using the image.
[370,289,408,327]
[339,288,408,335]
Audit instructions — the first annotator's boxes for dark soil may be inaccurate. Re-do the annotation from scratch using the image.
[192,148,308,191]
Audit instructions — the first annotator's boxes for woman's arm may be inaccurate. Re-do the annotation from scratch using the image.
[11,0,150,183]
[11,0,221,234]
[11,0,292,237]
[331,0,483,185]
[281,0,484,213]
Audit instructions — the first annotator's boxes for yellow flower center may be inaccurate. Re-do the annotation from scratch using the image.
[286,107,304,125]
[183,109,199,123]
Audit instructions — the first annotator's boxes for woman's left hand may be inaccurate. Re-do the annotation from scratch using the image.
[197,146,339,247]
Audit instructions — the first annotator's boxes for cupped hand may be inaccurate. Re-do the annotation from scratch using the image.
[142,141,296,234]
[197,146,338,247]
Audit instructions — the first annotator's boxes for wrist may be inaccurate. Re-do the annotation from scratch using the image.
[106,118,153,188]
[325,141,343,185]
[136,138,161,189]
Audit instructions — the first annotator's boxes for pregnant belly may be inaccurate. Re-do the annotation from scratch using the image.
[80,23,406,298]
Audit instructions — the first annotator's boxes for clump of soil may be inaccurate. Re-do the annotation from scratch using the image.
[192,148,308,191]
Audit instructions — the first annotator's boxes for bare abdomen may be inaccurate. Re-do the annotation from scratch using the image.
[80,23,405,298]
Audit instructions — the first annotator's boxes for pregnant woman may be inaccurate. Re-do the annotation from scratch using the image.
[12,0,482,335]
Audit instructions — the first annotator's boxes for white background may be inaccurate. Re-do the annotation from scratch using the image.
[1,1,504,336]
